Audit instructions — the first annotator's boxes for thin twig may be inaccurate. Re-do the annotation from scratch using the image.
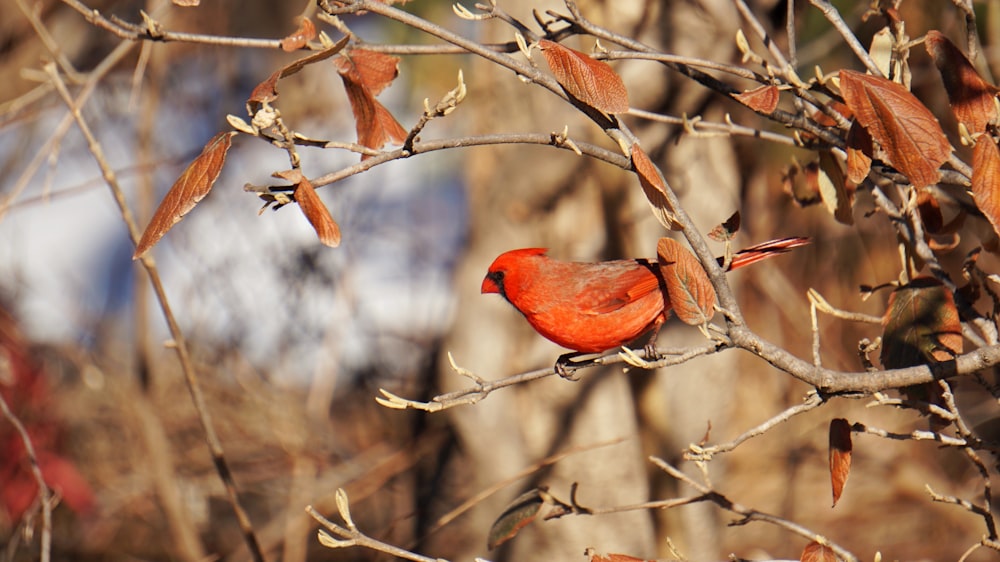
[950,0,982,67]
[649,456,858,562]
[732,0,798,84]
[808,288,883,324]
[415,437,627,543]
[377,344,719,412]
[808,0,883,76]
[17,0,86,83]
[307,494,439,562]
[686,392,826,461]
[0,393,51,562]
[61,0,282,48]
[302,134,630,191]
[626,108,799,147]
[0,39,137,222]
[854,422,968,448]
[939,380,998,539]
[600,50,764,81]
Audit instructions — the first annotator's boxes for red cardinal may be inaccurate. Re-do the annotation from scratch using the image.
[481,237,808,370]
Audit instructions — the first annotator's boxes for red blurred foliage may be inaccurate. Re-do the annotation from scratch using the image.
[0,305,94,523]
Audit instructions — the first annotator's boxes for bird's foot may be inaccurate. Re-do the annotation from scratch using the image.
[555,352,590,380]
[620,345,660,369]
[643,341,662,361]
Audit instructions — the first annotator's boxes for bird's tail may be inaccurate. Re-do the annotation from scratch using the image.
[725,236,810,271]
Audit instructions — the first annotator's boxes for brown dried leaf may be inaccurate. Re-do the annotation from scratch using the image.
[735,84,779,113]
[814,100,853,127]
[272,168,303,184]
[294,176,341,247]
[134,132,236,259]
[280,17,316,52]
[539,39,629,114]
[335,49,401,96]
[828,418,852,507]
[925,30,998,133]
[487,489,545,550]
[247,36,350,109]
[799,101,852,146]
[336,53,407,159]
[248,69,282,108]
[783,160,821,207]
[657,238,716,326]
[839,69,951,188]
[708,210,741,242]
[881,277,963,369]
[973,137,1000,241]
[590,554,654,562]
[916,189,944,234]
[845,120,873,184]
[817,151,855,225]
[800,541,837,562]
[632,143,681,230]
[928,232,961,253]
[280,36,350,78]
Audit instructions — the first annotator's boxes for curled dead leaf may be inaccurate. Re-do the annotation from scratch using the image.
[487,489,546,550]
[247,36,350,111]
[280,17,316,52]
[925,30,998,133]
[336,49,401,96]
[632,143,682,230]
[916,189,944,234]
[845,120,873,184]
[336,50,407,159]
[817,151,855,225]
[708,211,741,242]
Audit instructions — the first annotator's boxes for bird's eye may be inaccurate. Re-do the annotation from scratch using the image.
[491,270,505,282]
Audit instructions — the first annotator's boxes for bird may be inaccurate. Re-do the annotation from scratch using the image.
[481,237,808,375]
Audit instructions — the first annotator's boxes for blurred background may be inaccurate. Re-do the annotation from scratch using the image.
[0,0,997,560]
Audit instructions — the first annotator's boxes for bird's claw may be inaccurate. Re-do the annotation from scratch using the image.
[555,352,590,380]
[555,361,581,380]
[643,341,661,361]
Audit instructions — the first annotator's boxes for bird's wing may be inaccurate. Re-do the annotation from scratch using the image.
[576,262,662,315]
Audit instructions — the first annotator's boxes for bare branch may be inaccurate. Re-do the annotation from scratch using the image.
[626,108,799,147]
[0,393,51,562]
[686,392,826,461]
[308,496,440,562]
[808,0,883,76]
[61,0,283,48]
[377,344,694,412]
[649,456,859,562]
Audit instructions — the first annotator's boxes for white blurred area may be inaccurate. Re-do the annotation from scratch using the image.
[0,58,467,386]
